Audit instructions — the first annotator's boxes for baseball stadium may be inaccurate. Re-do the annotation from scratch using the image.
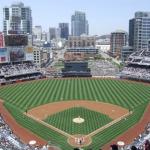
[0,3,150,149]
[0,77,150,150]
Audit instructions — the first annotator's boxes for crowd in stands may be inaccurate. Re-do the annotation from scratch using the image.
[121,49,150,82]
[0,62,44,84]
[42,67,62,78]
[88,60,119,77]
[125,122,150,150]
[0,114,50,150]
[121,66,150,81]
[0,63,38,77]
[110,122,150,150]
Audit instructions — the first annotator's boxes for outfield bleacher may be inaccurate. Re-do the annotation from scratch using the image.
[120,50,150,82]
[0,61,44,85]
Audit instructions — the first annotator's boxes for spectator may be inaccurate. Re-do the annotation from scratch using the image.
[110,144,118,150]
[131,145,138,150]
[145,140,150,150]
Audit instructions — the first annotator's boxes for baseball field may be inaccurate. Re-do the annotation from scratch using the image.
[0,78,149,150]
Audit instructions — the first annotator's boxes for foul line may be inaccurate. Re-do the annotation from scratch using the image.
[25,111,132,141]
[85,111,132,138]
[25,113,74,138]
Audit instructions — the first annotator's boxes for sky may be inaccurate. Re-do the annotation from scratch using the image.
[0,0,150,35]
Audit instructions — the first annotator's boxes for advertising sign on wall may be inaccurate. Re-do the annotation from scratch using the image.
[25,46,34,61]
[7,46,25,62]
[0,48,8,63]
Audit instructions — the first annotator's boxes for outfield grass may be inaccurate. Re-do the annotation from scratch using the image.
[0,79,149,110]
[44,107,113,135]
[0,78,149,150]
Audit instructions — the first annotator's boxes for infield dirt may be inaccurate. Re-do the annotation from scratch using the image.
[27,100,129,120]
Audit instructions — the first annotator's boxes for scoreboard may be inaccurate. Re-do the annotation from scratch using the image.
[5,35,28,46]
[7,46,25,62]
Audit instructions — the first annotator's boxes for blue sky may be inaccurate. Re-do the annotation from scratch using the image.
[0,0,150,35]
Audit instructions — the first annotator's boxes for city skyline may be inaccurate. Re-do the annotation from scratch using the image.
[0,0,150,35]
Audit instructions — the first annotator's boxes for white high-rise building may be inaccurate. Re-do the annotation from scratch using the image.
[3,2,32,35]
[32,26,42,41]
[41,31,47,41]
[129,12,150,51]
[134,12,150,51]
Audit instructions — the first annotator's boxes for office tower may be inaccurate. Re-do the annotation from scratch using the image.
[3,2,32,35]
[129,19,135,47]
[32,26,42,41]
[85,20,89,35]
[41,31,47,41]
[0,32,4,47]
[59,23,69,39]
[71,11,89,36]
[148,40,150,51]
[49,28,56,40]
[49,27,60,40]
[110,30,127,58]
[129,12,150,51]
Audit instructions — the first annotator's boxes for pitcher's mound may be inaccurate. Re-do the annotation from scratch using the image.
[73,116,85,124]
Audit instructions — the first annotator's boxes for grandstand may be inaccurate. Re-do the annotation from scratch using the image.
[0,114,50,150]
[88,60,119,77]
[125,122,150,150]
[0,61,44,85]
[120,50,150,82]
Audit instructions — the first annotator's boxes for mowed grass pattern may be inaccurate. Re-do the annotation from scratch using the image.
[0,79,149,111]
[0,78,150,150]
[4,103,71,150]
[44,107,113,135]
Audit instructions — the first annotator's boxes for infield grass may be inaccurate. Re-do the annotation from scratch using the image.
[44,107,113,135]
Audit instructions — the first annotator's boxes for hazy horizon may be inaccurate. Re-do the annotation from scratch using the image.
[0,0,150,35]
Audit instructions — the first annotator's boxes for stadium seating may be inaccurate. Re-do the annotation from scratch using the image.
[0,114,49,150]
[0,61,44,85]
[120,50,150,82]
[0,62,37,76]
[124,122,150,150]
[109,122,150,150]
[121,65,150,81]
[88,60,119,76]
